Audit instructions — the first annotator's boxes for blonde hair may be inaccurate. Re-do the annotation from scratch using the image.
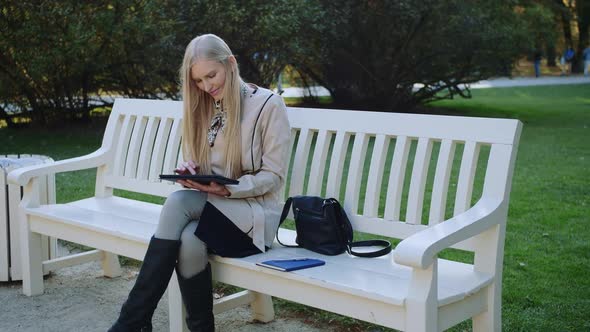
[179,34,243,179]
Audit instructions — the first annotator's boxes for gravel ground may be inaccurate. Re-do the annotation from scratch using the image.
[0,245,332,332]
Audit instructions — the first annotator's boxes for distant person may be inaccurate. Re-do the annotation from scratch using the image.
[533,48,542,78]
[564,46,575,75]
[583,44,590,76]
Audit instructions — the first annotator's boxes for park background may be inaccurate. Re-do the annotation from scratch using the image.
[1,1,589,331]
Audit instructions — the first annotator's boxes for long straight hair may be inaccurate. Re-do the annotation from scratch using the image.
[179,34,243,179]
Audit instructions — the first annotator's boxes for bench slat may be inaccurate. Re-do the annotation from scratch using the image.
[325,131,350,199]
[429,139,456,225]
[364,134,389,217]
[148,117,173,181]
[113,114,135,177]
[289,128,313,197]
[282,129,297,200]
[454,141,481,216]
[384,136,411,221]
[344,133,369,214]
[124,115,148,178]
[136,117,159,180]
[307,129,331,196]
[162,118,183,175]
[406,138,434,225]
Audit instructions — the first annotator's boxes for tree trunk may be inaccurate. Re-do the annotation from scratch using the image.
[546,44,557,67]
[576,0,590,73]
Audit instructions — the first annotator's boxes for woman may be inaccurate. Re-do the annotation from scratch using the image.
[109,34,291,332]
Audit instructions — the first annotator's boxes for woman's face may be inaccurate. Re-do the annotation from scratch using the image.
[191,59,227,101]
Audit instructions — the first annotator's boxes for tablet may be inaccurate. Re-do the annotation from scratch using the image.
[159,174,239,185]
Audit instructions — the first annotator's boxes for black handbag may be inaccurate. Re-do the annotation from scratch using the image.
[276,196,392,257]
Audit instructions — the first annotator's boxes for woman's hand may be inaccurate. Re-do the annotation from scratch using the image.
[177,179,231,197]
[175,160,231,197]
[175,160,200,175]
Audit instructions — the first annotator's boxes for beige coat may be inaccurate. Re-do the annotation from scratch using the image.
[207,84,291,251]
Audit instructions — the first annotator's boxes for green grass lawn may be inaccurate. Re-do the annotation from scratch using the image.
[1,84,588,331]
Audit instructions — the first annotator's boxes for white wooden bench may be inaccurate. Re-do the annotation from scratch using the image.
[9,98,522,331]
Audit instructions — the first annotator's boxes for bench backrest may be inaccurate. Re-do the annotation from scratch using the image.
[99,99,521,251]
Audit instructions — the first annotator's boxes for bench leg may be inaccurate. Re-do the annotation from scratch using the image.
[472,283,501,332]
[473,224,504,332]
[101,251,122,278]
[168,270,189,332]
[20,227,44,296]
[250,291,275,322]
[405,261,437,332]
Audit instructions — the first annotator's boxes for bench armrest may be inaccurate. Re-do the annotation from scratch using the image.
[7,148,110,186]
[393,197,505,269]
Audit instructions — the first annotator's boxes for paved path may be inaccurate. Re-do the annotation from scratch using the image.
[0,244,335,332]
[280,75,590,98]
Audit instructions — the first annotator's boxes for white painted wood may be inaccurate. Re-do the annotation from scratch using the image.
[406,138,434,225]
[482,143,519,200]
[405,260,437,332]
[472,224,504,332]
[282,128,297,200]
[287,107,519,144]
[8,182,22,280]
[453,141,481,216]
[289,128,313,196]
[124,115,148,178]
[344,133,369,214]
[384,136,411,221]
[147,117,173,181]
[251,292,275,322]
[101,251,122,278]
[8,98,522,331]
[306,130,332,196]
[162,118,183,174]
[0,168,9,281]
[363,134,389,217]
[42,250,103,274]
[19,179,44,296]
[8,148,110,186]
[428,139,456,225]
[136,117,160,180]
[1,155,56,281]
[213,290,254,314]
[112,114,135,177]
[325,131,350,199]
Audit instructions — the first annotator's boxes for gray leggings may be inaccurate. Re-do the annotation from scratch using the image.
[154,190,208,278]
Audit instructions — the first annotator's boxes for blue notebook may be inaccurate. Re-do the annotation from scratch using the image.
[256,258,325,272]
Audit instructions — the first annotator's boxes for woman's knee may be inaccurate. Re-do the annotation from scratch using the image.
[164,190,207,213]
[177,222,208,277]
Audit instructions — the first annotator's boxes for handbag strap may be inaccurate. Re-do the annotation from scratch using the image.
[349,240,392,258]
[330,200,392,258]
[276,197,298,248]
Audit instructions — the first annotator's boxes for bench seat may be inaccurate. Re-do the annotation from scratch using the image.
[25,196,494,308]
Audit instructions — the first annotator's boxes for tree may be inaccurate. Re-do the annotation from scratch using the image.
[0,1,180,126]
[170,0,326,88]
[0,0,326,125]
[294,0,528,111]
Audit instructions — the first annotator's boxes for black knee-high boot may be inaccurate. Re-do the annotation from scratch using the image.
[109,236,181,332]
[176,263,215,332]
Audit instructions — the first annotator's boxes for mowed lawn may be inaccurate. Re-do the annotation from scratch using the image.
[1,83,588,331]
[431,84,590,331]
